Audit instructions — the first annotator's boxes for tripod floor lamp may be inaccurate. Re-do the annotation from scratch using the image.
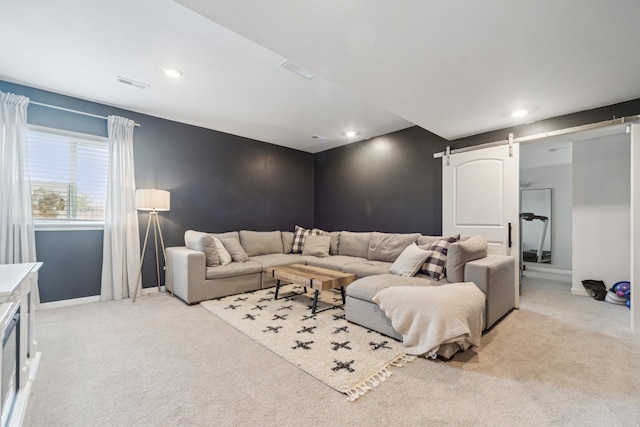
[133,189,173,302]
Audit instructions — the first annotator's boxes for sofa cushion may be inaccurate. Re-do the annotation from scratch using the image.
[368,232,421,262]
[291,225,322,254]
[346,273,437,302]
[390,243,433,277]
[302,235,331,257]
[342,260,392,277]
[249,253,310,270]
[205,261,262,279]
[338,231,371,258]
[419,236,459,280]
[239,230,283,257]
[184,230,219,267]
[306,255,366,270]
[281,231,294,254]
[446,235,488,283]
[219,237,250,263]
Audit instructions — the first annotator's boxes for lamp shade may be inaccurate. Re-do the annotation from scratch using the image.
[136,189,170,211]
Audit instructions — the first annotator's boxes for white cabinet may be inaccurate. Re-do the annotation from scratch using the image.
[0,263,41,427]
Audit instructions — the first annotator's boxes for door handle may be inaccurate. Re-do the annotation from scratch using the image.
[508,222,512,248]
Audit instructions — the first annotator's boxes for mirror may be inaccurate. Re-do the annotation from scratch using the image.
[521,188,551,263]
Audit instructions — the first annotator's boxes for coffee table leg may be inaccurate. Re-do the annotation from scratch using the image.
[275,279,281,300]
[312,290,319,314]
[340,286,346,304]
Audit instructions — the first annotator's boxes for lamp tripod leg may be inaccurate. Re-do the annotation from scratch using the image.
[156,217,174,296]
[153,214,161,292]
[133,214,153,303]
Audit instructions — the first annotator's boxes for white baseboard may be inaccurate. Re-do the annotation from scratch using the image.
[522,265,572,281]
[39,285,167,310]
[39,295,101,310]
[571,287,590,297]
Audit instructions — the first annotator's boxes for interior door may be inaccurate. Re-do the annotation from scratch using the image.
[442,143,520,307]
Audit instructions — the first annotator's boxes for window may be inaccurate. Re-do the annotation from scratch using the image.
[26,125,108,228]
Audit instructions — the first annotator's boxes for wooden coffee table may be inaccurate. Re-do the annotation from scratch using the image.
[265,264,357,314]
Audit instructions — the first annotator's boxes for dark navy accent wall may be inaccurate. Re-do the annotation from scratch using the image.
[313,127,447,235]
[0,80,313,302]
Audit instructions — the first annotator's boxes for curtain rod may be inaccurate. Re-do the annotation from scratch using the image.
[29,101,141,127]
[433,114,640,158]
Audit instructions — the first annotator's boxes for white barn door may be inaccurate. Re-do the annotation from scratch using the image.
[631,124,639,333]
[442,143,520,307]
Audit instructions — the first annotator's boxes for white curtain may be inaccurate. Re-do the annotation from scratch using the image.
[101,115,140,301]
[0,91,37,264]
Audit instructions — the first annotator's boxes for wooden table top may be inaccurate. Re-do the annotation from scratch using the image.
[265,263,357,291]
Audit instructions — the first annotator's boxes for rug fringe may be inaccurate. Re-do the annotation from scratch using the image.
[344,354,416,402]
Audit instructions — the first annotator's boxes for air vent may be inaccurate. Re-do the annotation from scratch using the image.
[116,76,150,90]
[280,60,316,79]
[310,135,327,142]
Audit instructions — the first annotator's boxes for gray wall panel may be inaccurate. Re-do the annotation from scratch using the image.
[313,127,446,234]
[34,230,103,302]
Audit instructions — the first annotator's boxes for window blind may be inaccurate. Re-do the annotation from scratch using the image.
[26,126,109,223]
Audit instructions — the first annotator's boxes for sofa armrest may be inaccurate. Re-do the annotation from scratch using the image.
[464,254,515,329]
[166,246,206,304]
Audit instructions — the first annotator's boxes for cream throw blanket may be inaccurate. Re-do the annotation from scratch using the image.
[373,282,486,357]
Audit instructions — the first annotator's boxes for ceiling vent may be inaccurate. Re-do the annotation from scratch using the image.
[280,60,316,79]
[116,76,150,90]
[310,135,327,142]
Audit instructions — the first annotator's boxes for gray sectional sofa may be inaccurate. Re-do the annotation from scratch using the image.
[166,228,516,335]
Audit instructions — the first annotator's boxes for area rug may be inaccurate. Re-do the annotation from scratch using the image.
[200,285,414,401]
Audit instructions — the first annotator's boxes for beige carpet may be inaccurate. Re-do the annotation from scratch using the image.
[24,276,640,426]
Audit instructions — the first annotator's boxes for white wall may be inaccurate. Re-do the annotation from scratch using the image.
[521,163,572,271]
[572,133,630,295]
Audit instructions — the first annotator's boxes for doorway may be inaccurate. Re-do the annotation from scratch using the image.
[519,126,632,327]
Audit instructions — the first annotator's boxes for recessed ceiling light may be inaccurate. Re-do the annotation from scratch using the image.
[344,130,360,138]
[162,67,183,79]
[511,110,529,117]
[511,109,528,118]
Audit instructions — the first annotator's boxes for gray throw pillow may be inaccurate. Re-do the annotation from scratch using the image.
[302,235,331,257]
[312,228,341,255]
[390,244,433,277]
[446,235,487,283]
[219,237,250,263]
[184,230,219,267]
[291,225,321,254]
[281,231,294,254]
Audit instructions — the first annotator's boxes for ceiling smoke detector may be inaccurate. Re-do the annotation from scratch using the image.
[116,76,150,90]
[280,60,316,79]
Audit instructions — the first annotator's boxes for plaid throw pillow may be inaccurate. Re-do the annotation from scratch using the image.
[420,236,459,280]
[291,225,321,254]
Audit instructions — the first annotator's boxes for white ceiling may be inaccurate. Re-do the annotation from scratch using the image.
[1,1,639,153]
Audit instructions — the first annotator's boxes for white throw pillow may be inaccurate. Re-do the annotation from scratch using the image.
[390,244,433,277]
[212,237,232,266]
